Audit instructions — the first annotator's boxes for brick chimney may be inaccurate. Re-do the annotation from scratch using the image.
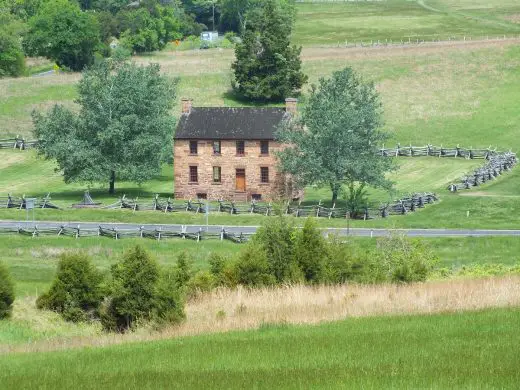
[181,98,193,114]
[285,98,297,115]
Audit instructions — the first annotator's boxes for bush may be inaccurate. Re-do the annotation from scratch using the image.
[36,252,104,322]
[254,216,300,283]
[0,262,15,320]
[174,251,192,289]
[293,218,326,283]
[101,246,160,331]
[208,253,227,286]
[187,270,216,298]
[319,236,368,284]
[234,242,275,287]
[374,233,438,283]
[101,246,185,332]
[153,270,185,326]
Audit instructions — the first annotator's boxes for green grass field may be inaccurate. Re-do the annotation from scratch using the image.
[294,0,520,45]
[2,308,520,389]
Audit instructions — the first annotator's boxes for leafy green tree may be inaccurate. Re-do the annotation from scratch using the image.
[0,12,25,78]
[231,0,306,102]
[277,67,394,203]
[117,3,182,53]
[36,252,104,322]
[1,0,43,20]
[293,218,326,283]
[102,246,160,331]
[33,59,177,194]
[0,262,15,320]
[24,0,100,71]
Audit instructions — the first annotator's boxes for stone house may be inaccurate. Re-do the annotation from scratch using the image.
[173,98,299,201]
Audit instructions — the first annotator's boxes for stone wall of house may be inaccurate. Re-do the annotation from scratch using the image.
[173,139,297,201]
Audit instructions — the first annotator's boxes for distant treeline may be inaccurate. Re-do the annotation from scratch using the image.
[0,0,294,75]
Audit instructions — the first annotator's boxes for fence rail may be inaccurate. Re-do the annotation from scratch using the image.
[379,144,518,192]
[0,225,252,243]
[1,191,439,220]
[0,138,38,150]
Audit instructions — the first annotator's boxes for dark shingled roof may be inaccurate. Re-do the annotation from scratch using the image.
[174,107,288,140]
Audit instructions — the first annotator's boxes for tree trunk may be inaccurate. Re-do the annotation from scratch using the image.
[331,182,340,205]
[331,190,338,205]
[109,170,115,195]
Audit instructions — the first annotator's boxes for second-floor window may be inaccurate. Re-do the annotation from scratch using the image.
[189,166,198,182]
[260,167,269,183]
[213,166,221,183]
[189,140,198,155]
[236,140,245,155]
[213,140,221,155]
[260,140,269,155]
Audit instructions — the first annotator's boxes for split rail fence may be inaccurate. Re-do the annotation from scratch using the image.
[0,138,38,150]
[0,225,252,243]
[0,192,439,220]
[379,144,518,192]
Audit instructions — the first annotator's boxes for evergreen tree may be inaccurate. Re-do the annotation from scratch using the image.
[36,253,104,322]
[231,0,306,102]
[0,262,15,320]
[102,246,160,331]
[293,218,326,283]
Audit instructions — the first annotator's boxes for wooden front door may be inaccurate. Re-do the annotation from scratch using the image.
[235,169,246,192]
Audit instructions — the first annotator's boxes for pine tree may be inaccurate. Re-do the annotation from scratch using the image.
[231,0,307,102]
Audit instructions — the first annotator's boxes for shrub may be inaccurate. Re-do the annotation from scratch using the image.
[0,262,15,320]
[36,252,104,322]
[101,246,185,332]
[234,242,275,287]
[343,182,369,219]
[187,270,216,298]
[375,233,438,283]
[320,236,369,284]
[254,216,300,283]
[174,251,192,289]
[207,255,242,289]
[293,218,326,283]
[101,246,160,331]
[153,270,185,326]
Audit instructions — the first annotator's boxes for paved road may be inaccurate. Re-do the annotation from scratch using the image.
[1,220,520,237]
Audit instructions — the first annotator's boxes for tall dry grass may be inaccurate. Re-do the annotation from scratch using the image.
[3,276,519,354]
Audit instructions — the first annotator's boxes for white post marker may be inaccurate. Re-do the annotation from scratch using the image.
[206,201,209,231]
